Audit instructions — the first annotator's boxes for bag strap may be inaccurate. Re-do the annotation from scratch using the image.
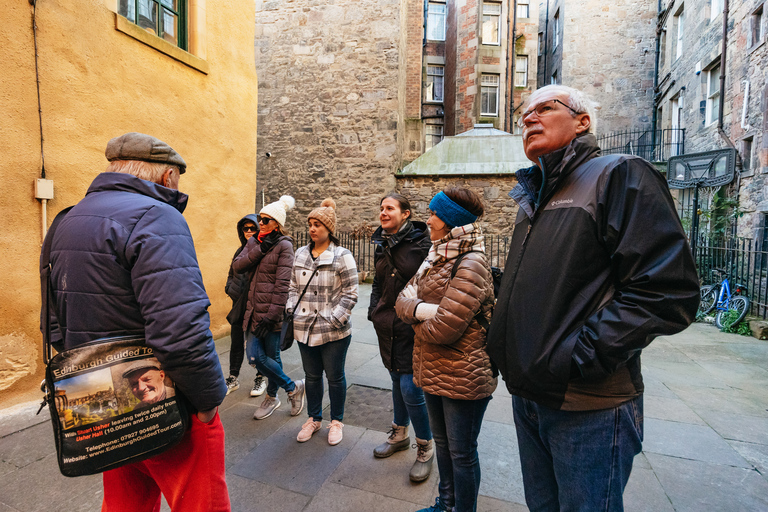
[448,250,490,331]
[41,206,74,363]
[293,267,320,313]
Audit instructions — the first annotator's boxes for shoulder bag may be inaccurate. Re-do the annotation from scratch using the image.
[279,267,319,351]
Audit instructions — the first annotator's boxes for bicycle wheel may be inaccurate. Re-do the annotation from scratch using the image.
[698,285,717,316]
[714,296,750,329]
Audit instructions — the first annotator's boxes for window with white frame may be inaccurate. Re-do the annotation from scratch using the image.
[482,3,502,45]
[751,5,765,47]
[425,124,444,151]
[425,65,444,102]
[674,7,684,60]
[707,63,720,125]
[517,0,530,19]
[515,55,528,87]
[710,0,723,20]
[553,9,560,48]
[480,74,500,116]
[427,2,447,41]
[538,32,543,55]
[551,70,558,84]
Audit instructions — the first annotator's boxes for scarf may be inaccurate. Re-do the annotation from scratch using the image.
[414,222,485,279]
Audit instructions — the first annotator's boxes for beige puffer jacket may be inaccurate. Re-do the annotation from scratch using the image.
[395,251,497,400]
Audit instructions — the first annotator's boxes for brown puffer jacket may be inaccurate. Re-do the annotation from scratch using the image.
[232,234,294,333]
[395,251,497,400]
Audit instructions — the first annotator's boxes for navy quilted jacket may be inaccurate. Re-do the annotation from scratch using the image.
[45,172,226,412]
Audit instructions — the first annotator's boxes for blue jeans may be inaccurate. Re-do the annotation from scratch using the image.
[512,394,644,512]
[246,330,295,397]
[390,371,432,441]
[424,392,491,512]
[298,335,351,422]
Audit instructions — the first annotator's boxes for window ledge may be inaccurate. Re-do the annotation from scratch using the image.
[115,14,209,74]
[749,40,765,54]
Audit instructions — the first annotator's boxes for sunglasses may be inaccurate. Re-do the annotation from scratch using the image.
[242,225,258,233]
[257,216,274,225]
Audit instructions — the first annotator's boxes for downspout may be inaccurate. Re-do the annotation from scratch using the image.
[651,0,662,155]
[543,0,549,86]
[506,0,516,131]
[31,0,49,242]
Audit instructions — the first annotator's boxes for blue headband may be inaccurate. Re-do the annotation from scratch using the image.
[429,191,478,227]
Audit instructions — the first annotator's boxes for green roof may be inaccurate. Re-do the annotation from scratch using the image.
[399,125,531,176]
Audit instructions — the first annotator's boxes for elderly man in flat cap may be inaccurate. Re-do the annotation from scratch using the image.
[122,361,169,410]
[42,133,230,511]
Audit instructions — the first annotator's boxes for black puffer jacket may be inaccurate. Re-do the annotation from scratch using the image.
[369,221,431,373]
[486,134,699,411]
[232,230,294,333]
[225,214,258,325]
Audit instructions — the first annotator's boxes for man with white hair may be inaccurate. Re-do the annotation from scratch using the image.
[487,85,699,511]
[43,132,230,511]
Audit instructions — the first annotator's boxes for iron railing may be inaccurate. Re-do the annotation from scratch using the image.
[596,128,685,162]
[695,235,768,319]
[291,232,513,274]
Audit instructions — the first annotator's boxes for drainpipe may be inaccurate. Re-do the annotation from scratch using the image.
[542,0,549,86]
[651,0,662,156]
[506,0,516,131]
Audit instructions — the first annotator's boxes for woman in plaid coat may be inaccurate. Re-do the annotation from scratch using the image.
[287,198,359,446]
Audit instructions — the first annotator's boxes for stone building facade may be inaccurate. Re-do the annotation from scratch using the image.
[254,0,538,233]
[536,0,657,134]
[653,0,766,237]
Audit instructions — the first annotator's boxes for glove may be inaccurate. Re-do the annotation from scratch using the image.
[259,231,280,254]
[414,303,439,321]
[252,319,275,339]
[400,283,418,300]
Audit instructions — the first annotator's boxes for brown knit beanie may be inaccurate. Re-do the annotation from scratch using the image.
[308,198,337,234]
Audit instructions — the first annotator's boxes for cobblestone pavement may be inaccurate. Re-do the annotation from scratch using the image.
[1,284,767,511]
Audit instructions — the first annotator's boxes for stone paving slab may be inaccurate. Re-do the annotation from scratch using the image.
[642,361,730,389]
[667,384,768,418]
[305,481,426,512]
[227,474,311,512]
[643,395,706,425]
[623,467,674,512]
[477,419,525,505]
[0,401,49,438]
[327,428,439,503]
[643,418,751,468]
[728,440,768,483]
[697,409,768,445]
[646,452,768,512]
[230,414,366,496]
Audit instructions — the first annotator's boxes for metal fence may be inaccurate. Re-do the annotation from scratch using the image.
[695,235,768,319]
[291,232,513,274]
[596,128,685,163]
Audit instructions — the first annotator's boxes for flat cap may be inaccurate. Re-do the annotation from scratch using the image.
[106,132,187,174]
[122,360,163,379]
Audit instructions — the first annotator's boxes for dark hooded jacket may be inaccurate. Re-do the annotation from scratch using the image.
[369,221,431,373]
[43,172,226,412]
[232,229,294,333]
[226,214,259,325]
[486,134,699,411]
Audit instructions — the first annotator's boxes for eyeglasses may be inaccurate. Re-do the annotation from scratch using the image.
[257,216,274,225]
[517,99,583,127]
[242,225,258,232]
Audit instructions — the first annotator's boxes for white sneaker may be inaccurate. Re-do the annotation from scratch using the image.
[250,375,266,397]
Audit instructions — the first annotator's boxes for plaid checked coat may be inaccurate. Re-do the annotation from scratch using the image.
[286,243,359,346]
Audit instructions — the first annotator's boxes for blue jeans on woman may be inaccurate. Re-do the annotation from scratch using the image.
[424,392,491,512]
[297,335,351,422]
[512,394,643,512]
[390,371,432,441]
[246,330,295,397]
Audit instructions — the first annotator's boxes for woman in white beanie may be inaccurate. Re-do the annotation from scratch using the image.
[233,195,307,420]
[287,198,359,446]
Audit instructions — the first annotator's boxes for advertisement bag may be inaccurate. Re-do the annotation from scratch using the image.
[279,267,319,351]
[44,336,188,477]
[40,207,186,477]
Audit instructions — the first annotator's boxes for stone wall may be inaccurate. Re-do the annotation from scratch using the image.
[395,174,520,247]
[254,0,401,233]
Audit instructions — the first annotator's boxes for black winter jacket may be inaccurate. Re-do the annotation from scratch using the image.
[44,172,226,412]
[369,221,431,373]
[486,134,699,411]
[225,214,258,325]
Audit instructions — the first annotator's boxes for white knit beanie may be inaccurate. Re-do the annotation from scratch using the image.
[259,195,295,227]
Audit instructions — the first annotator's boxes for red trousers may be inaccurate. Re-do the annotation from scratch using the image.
[101,412,230,512]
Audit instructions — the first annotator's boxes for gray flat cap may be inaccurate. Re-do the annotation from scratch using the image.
[122,360,163,379]
[106,132,187,174]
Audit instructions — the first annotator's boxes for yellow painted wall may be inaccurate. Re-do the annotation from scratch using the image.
[0,0,258,406]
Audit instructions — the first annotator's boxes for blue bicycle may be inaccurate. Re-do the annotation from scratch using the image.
[698,268,750,329]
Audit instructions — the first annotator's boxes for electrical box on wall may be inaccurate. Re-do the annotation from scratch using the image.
[35,178,54,200]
